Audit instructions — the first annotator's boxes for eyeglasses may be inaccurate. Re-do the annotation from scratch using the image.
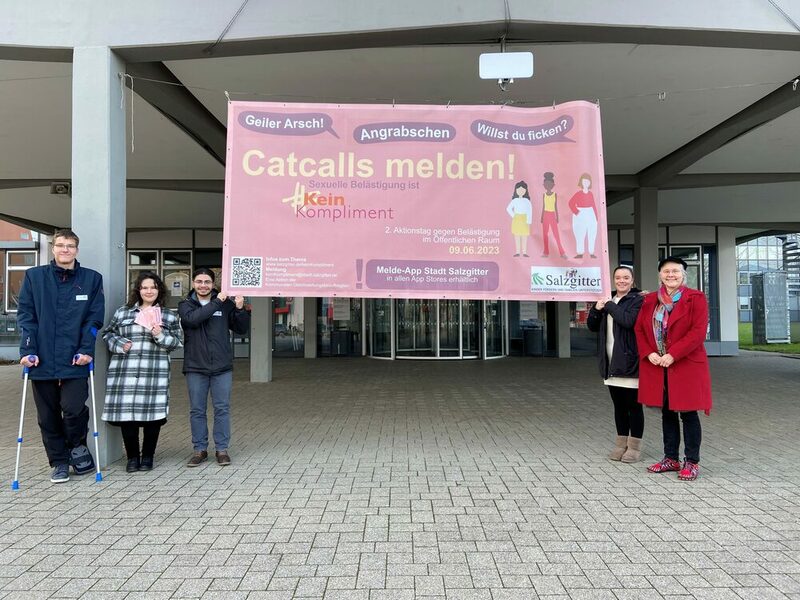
[193,279,213,285]
[54,243,77,250]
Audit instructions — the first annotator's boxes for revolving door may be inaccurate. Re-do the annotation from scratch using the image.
[366,298,506,359]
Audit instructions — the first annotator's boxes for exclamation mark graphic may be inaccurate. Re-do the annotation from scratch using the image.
[508,153,515,180]
[356,258,363,289]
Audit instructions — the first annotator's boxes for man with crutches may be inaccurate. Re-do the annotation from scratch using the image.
[17,229,105,484]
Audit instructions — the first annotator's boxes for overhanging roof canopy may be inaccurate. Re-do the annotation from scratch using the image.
[1,1,799,232]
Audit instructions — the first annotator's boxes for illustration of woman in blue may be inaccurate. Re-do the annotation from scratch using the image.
[506,180,533,257]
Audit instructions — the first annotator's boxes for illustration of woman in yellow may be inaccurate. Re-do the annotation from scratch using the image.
[506,180,532,257]
[541,171,567,258]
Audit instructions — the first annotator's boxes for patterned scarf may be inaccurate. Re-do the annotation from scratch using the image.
[653,285,686,356]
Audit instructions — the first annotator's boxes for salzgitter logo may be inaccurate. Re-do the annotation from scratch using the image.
[531,266,603,293]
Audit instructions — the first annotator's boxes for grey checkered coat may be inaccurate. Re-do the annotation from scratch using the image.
[101,304,182,422]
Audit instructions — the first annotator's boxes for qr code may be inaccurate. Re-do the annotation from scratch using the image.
[231,257,262,287]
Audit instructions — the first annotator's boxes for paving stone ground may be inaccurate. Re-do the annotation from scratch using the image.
[0,352,798,599]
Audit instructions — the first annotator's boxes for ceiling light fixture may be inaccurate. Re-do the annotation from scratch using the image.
[479,37,534,93]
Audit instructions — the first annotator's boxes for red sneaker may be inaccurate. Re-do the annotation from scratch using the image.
[647,456,681,473]
[678,461,700,481]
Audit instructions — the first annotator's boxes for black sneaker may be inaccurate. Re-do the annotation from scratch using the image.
[70,445,95,476]
[51,464,70,483]
[126,458,140,473]
[186,450,208,467]
[139,457,154,471]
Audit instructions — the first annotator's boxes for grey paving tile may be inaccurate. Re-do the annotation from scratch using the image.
[0,355,798,600]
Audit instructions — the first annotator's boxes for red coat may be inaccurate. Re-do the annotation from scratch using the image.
[634,288,712,414]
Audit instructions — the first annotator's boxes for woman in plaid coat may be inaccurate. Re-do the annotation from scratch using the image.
[102,271,182,472]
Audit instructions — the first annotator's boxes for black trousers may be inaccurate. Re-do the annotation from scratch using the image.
[662,372,701,463]
[608,385,644,438]
[31,378,89,466]
[119,421,164,459]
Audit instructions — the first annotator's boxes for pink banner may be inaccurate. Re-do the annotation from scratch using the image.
[223,101,610,300]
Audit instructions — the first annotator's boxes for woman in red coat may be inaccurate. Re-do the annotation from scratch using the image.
[634,256,712,481]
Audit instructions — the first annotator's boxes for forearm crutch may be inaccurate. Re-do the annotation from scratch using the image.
[12,355,37,491]
[87,360,103,482]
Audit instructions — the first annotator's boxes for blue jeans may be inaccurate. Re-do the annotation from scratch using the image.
[186,371,232,452]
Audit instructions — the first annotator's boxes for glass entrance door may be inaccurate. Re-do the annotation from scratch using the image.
[369,298,393,358]
[462,300,480,358]
[439,300,461,357]
[161,250,192,310]
[396,299,435,358]
[484,300,504,358]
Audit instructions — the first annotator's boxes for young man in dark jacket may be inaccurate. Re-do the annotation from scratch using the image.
[179,268,250,467]
[17,229,105,483]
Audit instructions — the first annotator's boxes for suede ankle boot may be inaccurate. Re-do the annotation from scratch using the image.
[621,436,642,463]
[608,435,627,461]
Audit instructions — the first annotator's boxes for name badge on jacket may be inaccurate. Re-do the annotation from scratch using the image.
[76,294,88,301]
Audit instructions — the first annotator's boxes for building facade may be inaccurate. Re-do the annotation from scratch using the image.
[3,0,800,462]
[738,233,800,323]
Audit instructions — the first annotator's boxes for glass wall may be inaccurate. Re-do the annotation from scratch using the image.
[569,300,595,357]
[274,297,304,357]
[317,297,359,357]
[736,234,799,323]
[507,300,548,356]
[366,298,511,359]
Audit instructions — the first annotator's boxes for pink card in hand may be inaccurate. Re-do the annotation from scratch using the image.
[135,306,161,329]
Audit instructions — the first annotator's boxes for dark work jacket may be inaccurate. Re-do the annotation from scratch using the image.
[586,288,643,379]
[17,259,105,380]
[178,290,251,375]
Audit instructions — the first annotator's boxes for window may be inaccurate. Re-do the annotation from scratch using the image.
[6,251,37,312]
[619,245,634,266]
[128,251,157,266]
[8,252,35,267]
[670,246,700,261]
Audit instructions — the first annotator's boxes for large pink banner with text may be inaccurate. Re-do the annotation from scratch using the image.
[223,101,610,300]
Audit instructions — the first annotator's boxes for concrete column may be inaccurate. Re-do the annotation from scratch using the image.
[634,187,659,291]
[249,297,273,382]
[556,302,571,358]
[716,227,740,355]
[304,297,317,358]
[71,47,126,467]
